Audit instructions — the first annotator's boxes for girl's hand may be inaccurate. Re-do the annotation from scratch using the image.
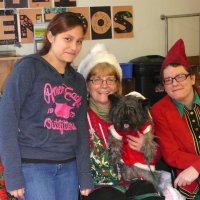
[80,188,92,196]
[10,188,25,199]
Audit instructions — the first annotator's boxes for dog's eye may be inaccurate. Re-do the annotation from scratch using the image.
[127,106,136,113]
[127,106,135,109]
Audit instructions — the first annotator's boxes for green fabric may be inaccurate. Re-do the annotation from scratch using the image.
[128,193,163,200]
[173,89,200,117]
[194,194,200,200]
[89,97,110,121]
[90,128,120,186]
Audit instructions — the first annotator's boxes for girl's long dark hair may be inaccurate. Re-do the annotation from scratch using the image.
[39,12,88,56]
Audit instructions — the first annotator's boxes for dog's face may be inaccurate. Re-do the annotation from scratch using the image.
[109,94,151,131]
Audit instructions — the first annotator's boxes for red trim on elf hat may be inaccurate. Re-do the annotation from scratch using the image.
[161,39,191,73]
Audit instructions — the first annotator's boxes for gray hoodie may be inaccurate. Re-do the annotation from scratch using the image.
[0,54,93,191]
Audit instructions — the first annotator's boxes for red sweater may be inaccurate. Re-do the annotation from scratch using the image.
[109,122,157,167]
[0,162,10,200]
[151,88,200,173]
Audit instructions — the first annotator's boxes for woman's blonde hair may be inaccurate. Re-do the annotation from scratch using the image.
[86,62,122,95]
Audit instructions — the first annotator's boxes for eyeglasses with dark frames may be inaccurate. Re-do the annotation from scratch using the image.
[163,74,191,85]
[89,78,117,86]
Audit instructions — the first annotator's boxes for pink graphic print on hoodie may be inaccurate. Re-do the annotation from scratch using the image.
[43,83,82,135]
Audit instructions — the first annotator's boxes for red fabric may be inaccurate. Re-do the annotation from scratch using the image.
[176,169,199,195]
[161,39,191,72]
[0,161,10,200]
[151,88,200,196]
[0,190,10,200]
[87,107,112,148]
[116,122,157,166]
[151,88,200,175]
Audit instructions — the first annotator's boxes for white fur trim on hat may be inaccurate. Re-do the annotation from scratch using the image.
[126,91,146,99]
[77,43,122,80]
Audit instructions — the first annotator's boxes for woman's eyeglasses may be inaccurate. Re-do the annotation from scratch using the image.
[89,78,116,86]
[163,74,191,85]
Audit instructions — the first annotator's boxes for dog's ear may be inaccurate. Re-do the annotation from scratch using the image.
[108,94,121,106]
[138,98,150,108]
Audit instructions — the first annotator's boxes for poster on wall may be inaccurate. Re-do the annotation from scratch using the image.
[54,0,76,7]
[0,0,4,8]
[19,8,42,44]
[5,0,27,8]
[90,6,112,40]
[0,9,19,45]
[43,7,67,22]
[112,6,133,39]
[0,5,134,47]
[34,23,48,52]
[68,7,91,40]
[29,0,51,8]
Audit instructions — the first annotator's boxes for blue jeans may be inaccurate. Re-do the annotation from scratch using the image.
[19,161,79,200]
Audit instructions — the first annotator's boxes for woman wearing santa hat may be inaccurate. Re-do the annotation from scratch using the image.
[151,39,200,199]
[78,43,163,200]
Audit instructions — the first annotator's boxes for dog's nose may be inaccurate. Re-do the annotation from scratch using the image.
[123,114,131,121]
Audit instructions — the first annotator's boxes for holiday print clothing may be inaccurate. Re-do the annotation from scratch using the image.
[0,162,16,200]
[87,107,127,193]
[151,88,200,199]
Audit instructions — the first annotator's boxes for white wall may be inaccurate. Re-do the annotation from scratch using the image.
[11,0,200,67]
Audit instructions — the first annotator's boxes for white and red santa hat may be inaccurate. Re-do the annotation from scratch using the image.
[77,43,122,81]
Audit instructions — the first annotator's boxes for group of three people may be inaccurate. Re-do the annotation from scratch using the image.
[0,11,199,200]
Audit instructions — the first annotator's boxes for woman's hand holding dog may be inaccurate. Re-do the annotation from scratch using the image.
[127,133,144,152]
[174,166,199,188]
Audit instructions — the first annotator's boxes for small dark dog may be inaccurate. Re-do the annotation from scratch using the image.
[108,91,159,184]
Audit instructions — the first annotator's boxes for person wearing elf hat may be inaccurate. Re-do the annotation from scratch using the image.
[151,39,200,199]
[78,43,164,200]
